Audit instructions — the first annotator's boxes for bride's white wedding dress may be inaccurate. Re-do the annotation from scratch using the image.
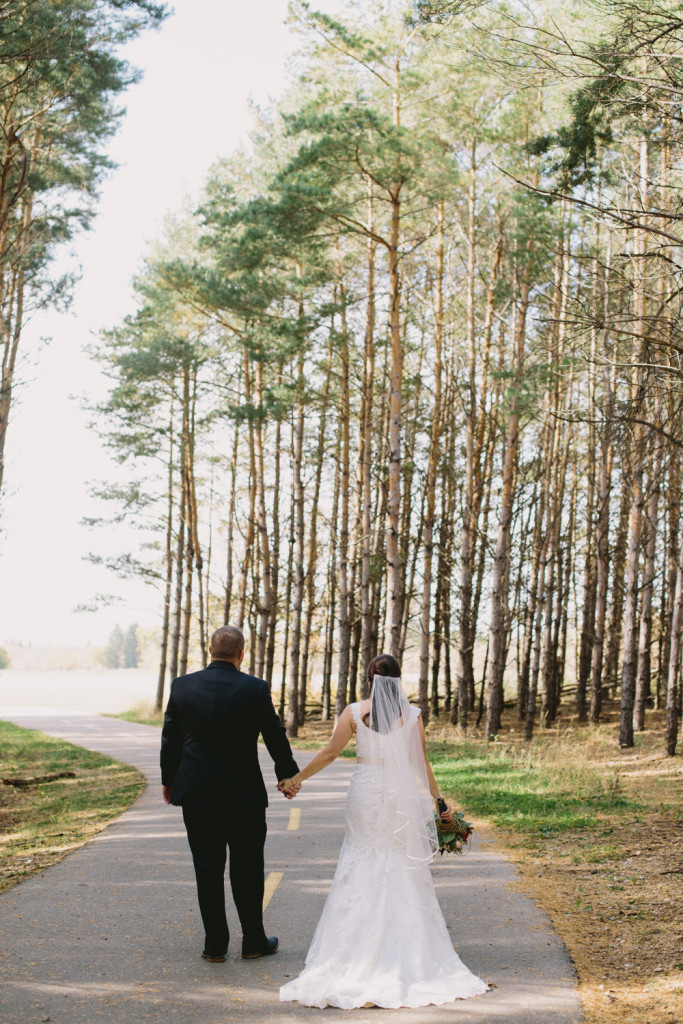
[279,700,488,1010]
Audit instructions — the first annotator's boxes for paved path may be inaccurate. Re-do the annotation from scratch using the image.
[0,708,582,1024]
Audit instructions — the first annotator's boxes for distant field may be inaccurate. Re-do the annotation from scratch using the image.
[0,669,158,714]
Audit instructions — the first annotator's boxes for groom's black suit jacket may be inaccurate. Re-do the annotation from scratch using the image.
[160,660,299,809]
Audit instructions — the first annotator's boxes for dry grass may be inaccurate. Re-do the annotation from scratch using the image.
[107,700,164,728]
[483,707,683,1024]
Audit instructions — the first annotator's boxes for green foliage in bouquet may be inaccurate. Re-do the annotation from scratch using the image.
[435,811,473,855]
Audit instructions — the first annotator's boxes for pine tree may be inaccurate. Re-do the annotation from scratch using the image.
[0,0,167,506]
[123,625,140,669]
[103,626,125,669]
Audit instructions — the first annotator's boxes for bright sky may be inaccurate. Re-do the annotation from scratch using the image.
[0,0,337,648]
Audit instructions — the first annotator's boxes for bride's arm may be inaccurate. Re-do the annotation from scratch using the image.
[284,705,355,790]
[417,714,451,816]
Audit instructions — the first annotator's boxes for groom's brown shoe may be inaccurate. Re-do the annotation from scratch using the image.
[202,951,227,963]
[242,936,278,959]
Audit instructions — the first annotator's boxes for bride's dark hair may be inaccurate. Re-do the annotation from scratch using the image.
[367,653,401,683]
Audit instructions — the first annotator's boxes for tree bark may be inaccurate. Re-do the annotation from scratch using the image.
[487,261,532,740]
[589,269,615,722]
[634,451,661,731]
[235,351,256,632]
[417,201,444,721]
[335,295,352,719]
[665,516,683,756]
[223,412,240,625]
[359,187,377,692]
[155,393,176,712]
[287,352,306,737]
[385,180,403,657]
[253,360,275,681]
[299,322,334,723]
[619,135,650,749]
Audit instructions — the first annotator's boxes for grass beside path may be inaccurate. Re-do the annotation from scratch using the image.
[0,719,145,894]
[107,702,164,728]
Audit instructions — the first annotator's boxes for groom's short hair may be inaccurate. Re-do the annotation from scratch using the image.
[210,625,244,662]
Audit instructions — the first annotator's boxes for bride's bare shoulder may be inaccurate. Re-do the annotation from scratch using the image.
[358,698,371,725]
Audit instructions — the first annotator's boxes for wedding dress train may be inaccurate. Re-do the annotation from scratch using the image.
[279,702,488,1010]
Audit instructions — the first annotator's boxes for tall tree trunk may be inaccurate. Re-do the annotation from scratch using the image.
[223,409,240,625]
[665,516,683,756]
[397,316,424,658]
[335,303,352,719]
[266,381,283,687]
[155,393,176,712]
[185,367,206,666]
[458,141,479,733]
[618,449,646,749]
[557,447,578,708]
[525,551,547,742]
[287,352,306,737]
[279,481,295,721]
[487,262,532,740]
[385,181,403,657]
[458,219,503,731]
[252,360,275,680]
[179,365,195,676]
[604,477,631,699]
[235,351,257,631]
[634,449,661,731]
[662,446,682,703]
[180,518,193,678]
[589,259,615,722]
[469,403,497,714]
[619,135,650,749]
[577,481,596,722]
[299,325,334,723]
[359,186,377,691]
[417,202,445,721]
[322,445,341,722]
[577,225,604,720]
[168,442,186,684]
[518,475,545,720]
[540,534,559,727]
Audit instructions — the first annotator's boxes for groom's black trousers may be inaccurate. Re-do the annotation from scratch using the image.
[182,802,268,956]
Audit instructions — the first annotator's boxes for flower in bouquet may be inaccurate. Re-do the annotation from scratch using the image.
[434,810,474,855]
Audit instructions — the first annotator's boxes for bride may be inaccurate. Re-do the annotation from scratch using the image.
[278,653,489,1010]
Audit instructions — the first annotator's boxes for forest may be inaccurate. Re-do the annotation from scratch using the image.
[3,0,683,755]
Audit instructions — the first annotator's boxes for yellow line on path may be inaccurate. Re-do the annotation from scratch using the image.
[287,807,301,831]
[263,871,283,911]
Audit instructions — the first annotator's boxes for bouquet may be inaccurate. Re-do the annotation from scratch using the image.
[434,809,474,855]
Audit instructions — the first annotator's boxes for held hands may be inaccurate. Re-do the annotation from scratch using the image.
[162,785,173,805]
[278,777,301,800]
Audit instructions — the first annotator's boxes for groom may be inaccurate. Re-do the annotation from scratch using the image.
[160,625,300,962]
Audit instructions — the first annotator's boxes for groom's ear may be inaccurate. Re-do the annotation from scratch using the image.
[238,647,245,665]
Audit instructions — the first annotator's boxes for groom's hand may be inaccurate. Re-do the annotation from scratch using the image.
[278,778,301,799]
[162,785,173,804]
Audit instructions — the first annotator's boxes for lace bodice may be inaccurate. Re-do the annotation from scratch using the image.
[350,700,420,759]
